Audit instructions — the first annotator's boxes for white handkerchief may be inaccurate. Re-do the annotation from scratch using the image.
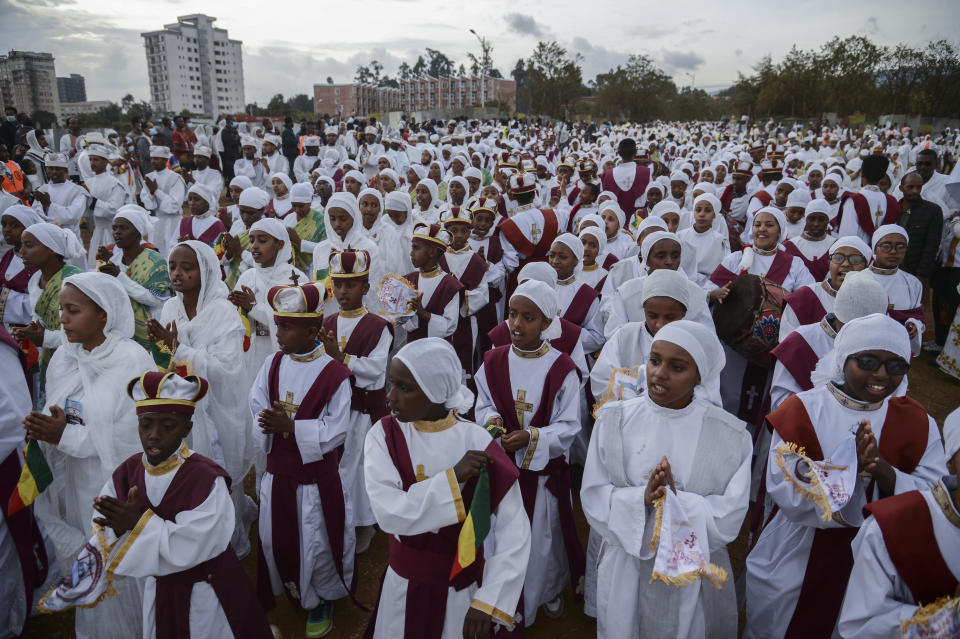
[775,435,857,521]
[376,274,419,324]
[38,528,116,612]
[901,597,960,639]
[649,489,728,589]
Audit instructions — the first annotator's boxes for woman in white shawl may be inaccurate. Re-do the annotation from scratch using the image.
[412,177,442,224]
[266,171,294,219]
[309,192,381,316]
[29,271,153,639]
[232,217,305,362]
[24,129,49,188]
[380,190,420,276]
[677,193,730,286]
[357,187,387,242]
[150,240,256,556]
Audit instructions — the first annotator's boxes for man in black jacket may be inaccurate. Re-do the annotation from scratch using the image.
[281,116,299,180]
[898,171,943,285]
[219,114,241,181]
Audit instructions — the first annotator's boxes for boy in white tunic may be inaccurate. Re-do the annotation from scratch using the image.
[402,223,462,342]
[318,249,392,548]
[838,407,960,639]
[31,152,88,243]
[868,224,924,356]
[74,371,273,639]
[474,280,584,627]
[363,337,530,639]
[84,144,128,267]
[745,314,946,639]
[139,145,187,257]
[583,320,751,639]
[249,280,355,638]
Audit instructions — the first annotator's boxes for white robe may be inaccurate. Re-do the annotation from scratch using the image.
[678,226,730,283]
[838,186,894,245]
[779,280,838,340]
[363,416,531,638]
[867,266,924,356]
[96,447,237,639]
[474,345,581,627]
[837,477,960,639]
[36,336,154,639]
[249,349,355,608]
[33,180,88,242]
[557,276,604,353]
[327,310,392,527]
[233,158,267,189]
[139,169,187,257]
[769,317,836,410]
[234,261,307,376]
[191,167,224,200]
[745,385,946,639]
[399,269,460,340]
[582,394,751,639]
[84,171,128,267]
[500,206,557,273]
[0,251,32,327]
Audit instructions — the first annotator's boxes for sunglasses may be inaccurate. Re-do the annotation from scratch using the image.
[848,354,910,376]
[830,253,867,265]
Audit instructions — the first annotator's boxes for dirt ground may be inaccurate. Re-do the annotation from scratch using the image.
[22,315,960,639]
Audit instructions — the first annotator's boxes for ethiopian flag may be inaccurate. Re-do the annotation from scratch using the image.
[7,440,53,515]
[238,307,252,352]
[450,467,492,580]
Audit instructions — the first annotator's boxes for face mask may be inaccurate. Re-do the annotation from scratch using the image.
[5,116,14,122]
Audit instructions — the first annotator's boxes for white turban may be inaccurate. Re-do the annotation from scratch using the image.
[344,169,365,185]
[599,200,626,230]
[640,268,690,309]
[290,182,314,204]
[753,206,788,241]
[650,200,681,220]
[114,204,155,239]
[269,171,293,196]
[24,222,85,260]
[830,235,872,263]
[187,183,217,213]
[238,187,270,209]
[806,198,832,219]
[635,216,669,240]
[62,271,135,340]
[811,313,911,388]
[834,270,889,323]
[394,337,474,414]
[511,279,562,340]
[385,190,412,213]
[230,175,252,190]
[652,319,725,406]
[249,217,293,269]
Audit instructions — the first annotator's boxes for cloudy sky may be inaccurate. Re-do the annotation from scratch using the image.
[2,0,957,105]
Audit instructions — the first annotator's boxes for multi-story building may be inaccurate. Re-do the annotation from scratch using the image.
[312,75,516,116]
[60,100,112,118]
[141,14,245,117]
[57,73,86,103]
[0,50,60,121]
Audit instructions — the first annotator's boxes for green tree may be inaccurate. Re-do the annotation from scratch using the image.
[425,48,454,77]
[524,41,584,118]
[286,94,313,112]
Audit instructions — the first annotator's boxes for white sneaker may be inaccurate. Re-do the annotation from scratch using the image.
[543,594,564,618]
[922,340,943,353]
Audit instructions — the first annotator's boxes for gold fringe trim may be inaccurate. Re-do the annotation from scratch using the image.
[649,564,729,590]
[899,596,960,635]
[774,442,837,522]
[592,365,641,419]
[36,525,120,613]
[648,494,665,552]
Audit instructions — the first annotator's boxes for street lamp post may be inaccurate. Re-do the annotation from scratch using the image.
[469,29,487,107]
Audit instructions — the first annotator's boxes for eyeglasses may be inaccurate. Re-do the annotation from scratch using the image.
[875,241,907,252]
[847,354,910,376]
[830,253,867,265]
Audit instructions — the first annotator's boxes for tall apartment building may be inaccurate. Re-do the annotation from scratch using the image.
[313,75,516,116]
[0,50,60,121]
[57,73,87,103]
[141,14,245,117]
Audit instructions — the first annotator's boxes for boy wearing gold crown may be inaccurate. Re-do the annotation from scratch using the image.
[402,222,463,343]
[43,371,274,639]
[318,249,392,551]
[249,279,355,638]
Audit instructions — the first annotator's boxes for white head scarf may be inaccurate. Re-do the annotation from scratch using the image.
[553,232,584,272]
[269,172,293,199]
[62,271,135,339]
[24,222,85,260]
[446,176,470,206]
[229,175,252,190]
[517,261,558,288]
[1,204,42,229]
[830,235,873,264]
[358,187,385,237]
[416,178,440,211]
[239,186,270,209]
[652,319,726,406]
[324,191,367,249]
[640,230,682,267]
[171,240,231,313]
[578,225,607,257]
[834,270,889,323]
[114,204,155,239]
[871,224,908,251]
[811,313,911,388]
[249,218,293,275]
[511,279,562,340]
[394,337,474,414]
[187,183,217,215]
[599,200,626,232]
[640,268,691,309]
[692,193,726,234]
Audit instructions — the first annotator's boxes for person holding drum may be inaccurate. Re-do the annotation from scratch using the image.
[705,207,815,427]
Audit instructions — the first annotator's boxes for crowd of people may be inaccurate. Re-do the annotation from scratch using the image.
[1,111,960,639]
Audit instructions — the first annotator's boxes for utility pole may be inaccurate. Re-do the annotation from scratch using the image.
[470,29,488,107]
